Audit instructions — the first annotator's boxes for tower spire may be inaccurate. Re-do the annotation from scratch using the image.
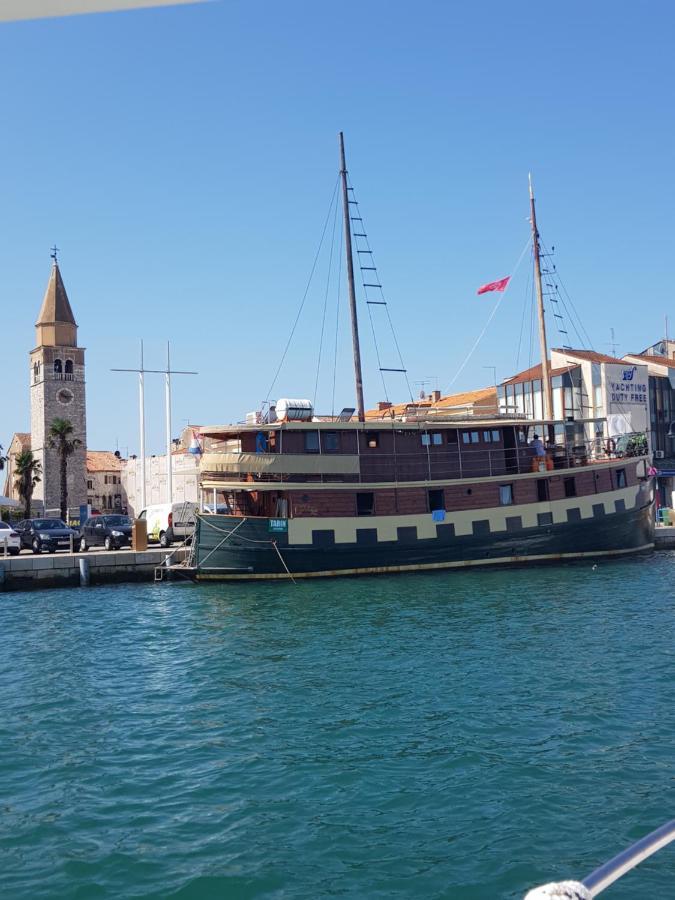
[35,254,77,347]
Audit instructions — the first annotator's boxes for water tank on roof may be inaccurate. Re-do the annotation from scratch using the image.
[276,398,313,421]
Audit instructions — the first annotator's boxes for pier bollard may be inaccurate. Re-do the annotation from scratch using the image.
[79,558,90,587]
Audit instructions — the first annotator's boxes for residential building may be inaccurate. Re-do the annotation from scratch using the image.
[86,451,127,512]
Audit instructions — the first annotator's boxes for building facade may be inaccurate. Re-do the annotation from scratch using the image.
[122,451,199,516]
[86,451,127,513]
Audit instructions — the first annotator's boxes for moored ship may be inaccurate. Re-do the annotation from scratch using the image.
[189,137,654,581]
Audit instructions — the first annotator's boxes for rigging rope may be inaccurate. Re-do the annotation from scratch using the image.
[264,175,340,405]
[313,187,341,408]
[448,236,531,390]
[330,217,344,417]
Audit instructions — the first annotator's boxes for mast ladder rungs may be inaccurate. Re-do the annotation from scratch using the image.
[348,199,359,204]
[363,283,382,288]
[350,217,363,222]
[353,233,367,237]
[360,266,377,270]
[357,249,373,253]
[366,300,387,305]
[380,368,407,373]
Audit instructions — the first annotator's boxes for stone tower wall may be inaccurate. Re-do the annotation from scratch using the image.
[30,345,87,515]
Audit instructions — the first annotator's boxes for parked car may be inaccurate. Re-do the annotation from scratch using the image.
[137,502,197,547]
[14,518,79,554]
[0,521,21,555]
[79,514,132,551]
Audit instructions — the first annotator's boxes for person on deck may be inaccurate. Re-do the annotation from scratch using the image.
[531,434,546,457]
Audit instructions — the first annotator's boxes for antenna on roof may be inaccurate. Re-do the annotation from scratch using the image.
[607,327,618,357]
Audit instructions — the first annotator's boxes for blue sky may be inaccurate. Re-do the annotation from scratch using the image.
[1,0,673,454]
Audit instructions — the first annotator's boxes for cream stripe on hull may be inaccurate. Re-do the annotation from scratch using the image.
[287,484,641,545]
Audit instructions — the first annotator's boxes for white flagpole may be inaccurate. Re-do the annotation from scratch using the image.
[165,342,173,505]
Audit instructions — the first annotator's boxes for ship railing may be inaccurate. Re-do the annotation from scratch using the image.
[200,433,648,486]
[525,817,675,898]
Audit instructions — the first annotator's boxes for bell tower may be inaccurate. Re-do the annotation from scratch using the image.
[30,252,87,515]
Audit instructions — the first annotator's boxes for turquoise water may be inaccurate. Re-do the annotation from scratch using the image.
[1,554,674,899]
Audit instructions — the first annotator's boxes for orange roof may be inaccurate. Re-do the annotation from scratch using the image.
[625,353,675,368]
[365,386,498,419]
[552,348,628,365]
[86,450,122,473]
[432,386,497,409]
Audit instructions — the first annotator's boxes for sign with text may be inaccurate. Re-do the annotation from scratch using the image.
[268,518,288,533]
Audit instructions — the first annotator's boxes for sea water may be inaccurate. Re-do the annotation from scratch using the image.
[1,554,674,898]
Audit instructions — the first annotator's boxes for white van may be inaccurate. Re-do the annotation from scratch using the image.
[137,502,197,547]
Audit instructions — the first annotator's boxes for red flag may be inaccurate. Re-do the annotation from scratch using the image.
[477,276,510,295]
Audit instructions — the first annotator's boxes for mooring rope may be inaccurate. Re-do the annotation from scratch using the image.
[196,515,297,582]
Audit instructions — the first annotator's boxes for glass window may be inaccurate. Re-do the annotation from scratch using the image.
[446,430,458,444]
[462,431,471,444]
[471,432,479,443]
[421,433,431,446]
[428,489,445,511]
[432,433,443,446]
[491,430,500,442]
[323,432,339,452]
[304,430,320,452]
[366,432,379,449]
[499,484,513,506]
[537,479,549,502]
[356,492,374,516]
[483,431,492,443]
[564,477,577,498]
[616,468,627,488]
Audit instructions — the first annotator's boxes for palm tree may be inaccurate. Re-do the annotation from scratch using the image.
[48,418,82,522]
[14,451,42,519]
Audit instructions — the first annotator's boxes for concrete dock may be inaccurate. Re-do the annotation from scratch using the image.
[0,547,188,592]
[654,526,675,550]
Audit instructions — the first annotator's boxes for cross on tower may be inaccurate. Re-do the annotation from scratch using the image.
[50,245,60,263]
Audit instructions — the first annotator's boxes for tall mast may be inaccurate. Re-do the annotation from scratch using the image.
[339,131,365,422]
[529,174,553,421]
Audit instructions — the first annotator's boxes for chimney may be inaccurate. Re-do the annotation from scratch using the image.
[431,390,441,403]
[378,401,392,411]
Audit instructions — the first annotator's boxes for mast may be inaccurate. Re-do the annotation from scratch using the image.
[339,131,365,422]
[529,174,553,421]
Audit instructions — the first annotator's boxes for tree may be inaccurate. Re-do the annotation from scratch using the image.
[0,444,5,472]
[14,451,42,519]
[48,418,82,522]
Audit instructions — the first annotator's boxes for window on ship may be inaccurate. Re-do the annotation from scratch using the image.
[428,489,445,512]
[366,432,379,448]
[304,430,320,453]
[357,492,375,516]
[564,477,577,498]
[323,431,339,452]
[499,484,514,506]
[616,468,627,488]
[537,479,549,502]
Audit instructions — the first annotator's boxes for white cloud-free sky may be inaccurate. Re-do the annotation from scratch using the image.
[1,0,673,455]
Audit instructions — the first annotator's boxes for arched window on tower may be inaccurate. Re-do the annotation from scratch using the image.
[54,359,63,378]
[33,361,41,383]
[65,359,74,380]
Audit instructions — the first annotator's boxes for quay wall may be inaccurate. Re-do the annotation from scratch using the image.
[0,548,187,593]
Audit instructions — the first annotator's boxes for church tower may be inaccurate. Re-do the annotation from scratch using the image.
[30,256,87,515]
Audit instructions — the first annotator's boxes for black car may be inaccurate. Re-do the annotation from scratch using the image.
[15,518,79,554]
[79,515,132,551]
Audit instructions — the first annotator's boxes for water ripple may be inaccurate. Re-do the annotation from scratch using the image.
[1,553,674,897]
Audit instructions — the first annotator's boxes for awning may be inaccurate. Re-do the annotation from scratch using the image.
[0,495,21,508]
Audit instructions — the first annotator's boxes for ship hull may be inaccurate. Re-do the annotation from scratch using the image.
[192,487,655,581]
